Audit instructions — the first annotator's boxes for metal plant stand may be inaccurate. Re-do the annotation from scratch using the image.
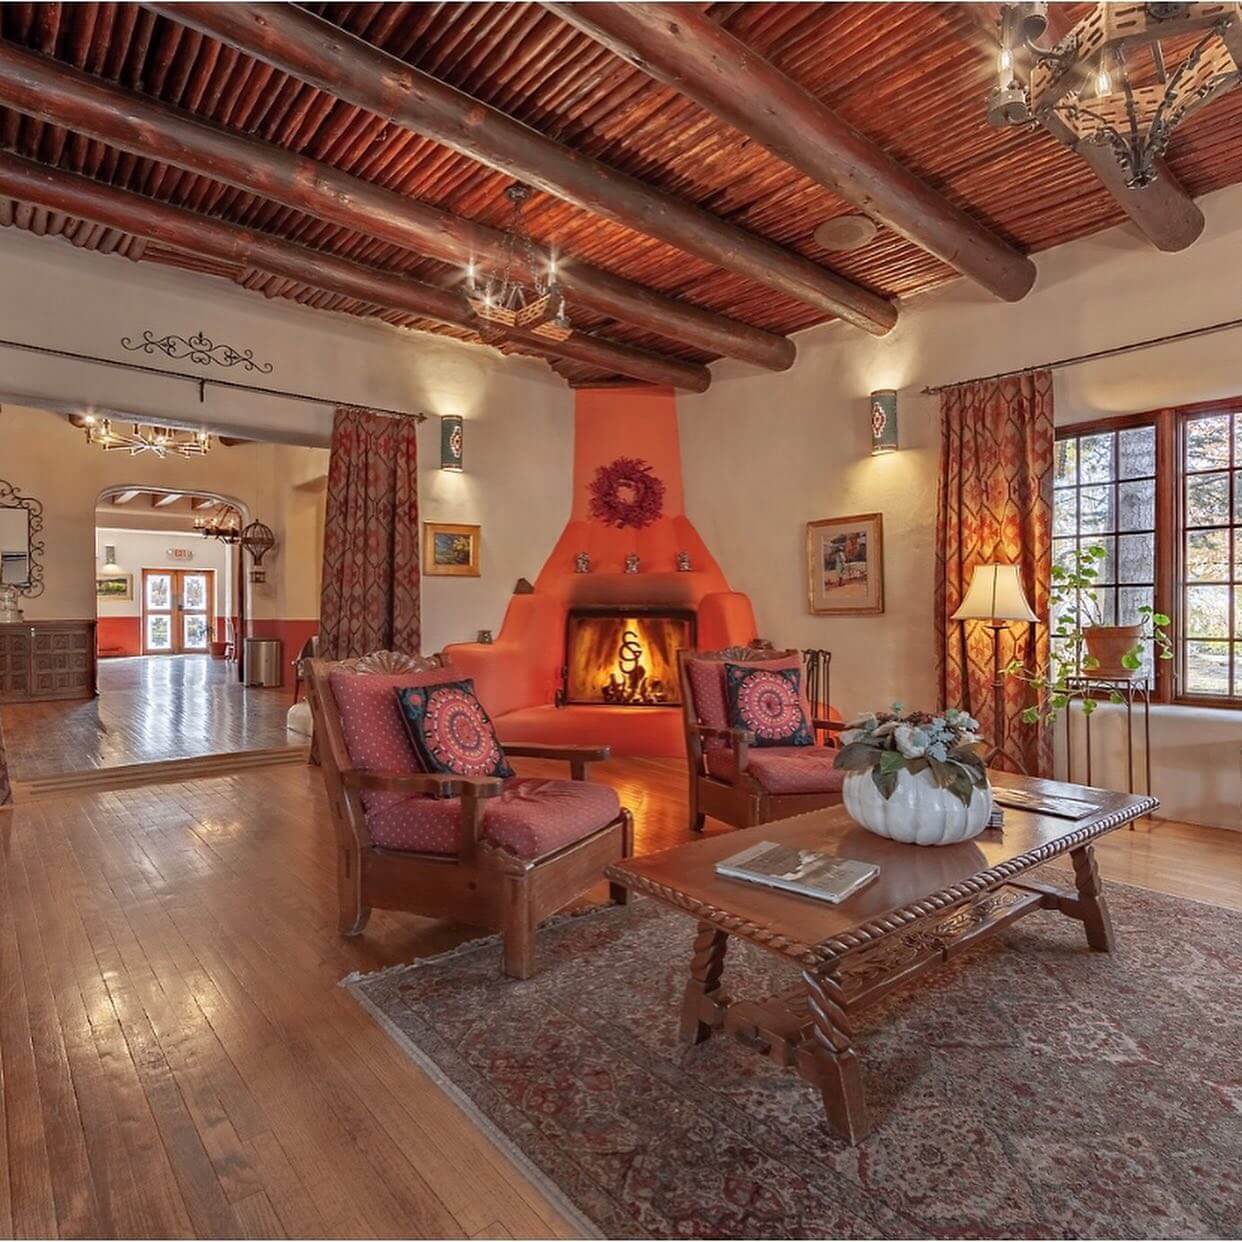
[1063,676,1153,827]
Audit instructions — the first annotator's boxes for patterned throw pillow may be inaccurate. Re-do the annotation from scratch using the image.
[723,663,814,748]
[395,679,514,779]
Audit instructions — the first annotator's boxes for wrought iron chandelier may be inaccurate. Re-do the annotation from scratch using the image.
[988,2,1242,190]
[465,184,571,342]
[81,413,212,458]
[194,504,243,543]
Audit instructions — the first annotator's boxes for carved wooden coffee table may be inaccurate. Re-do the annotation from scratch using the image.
[605,772,1157,1144]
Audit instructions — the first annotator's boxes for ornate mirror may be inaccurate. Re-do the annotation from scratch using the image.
[0,479,44,597]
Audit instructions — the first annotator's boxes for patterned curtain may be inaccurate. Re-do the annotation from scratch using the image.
[319,406,421,660]
[935,371,1054,776]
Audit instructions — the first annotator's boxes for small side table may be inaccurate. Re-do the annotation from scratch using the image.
[1063,676,1153,827]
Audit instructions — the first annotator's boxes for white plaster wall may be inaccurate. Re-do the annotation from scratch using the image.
[682,182,1242,829]
[95,526,232,622]
[0,225,574,652]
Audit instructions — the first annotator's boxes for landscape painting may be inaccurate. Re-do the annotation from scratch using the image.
[423,522,480,577]
[807,513,884,615]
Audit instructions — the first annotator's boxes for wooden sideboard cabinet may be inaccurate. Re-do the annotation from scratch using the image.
[0,620,97,702]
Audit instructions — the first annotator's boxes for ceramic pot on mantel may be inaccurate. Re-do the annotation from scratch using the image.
[1083,624,1143,679]
[842,767,993,846]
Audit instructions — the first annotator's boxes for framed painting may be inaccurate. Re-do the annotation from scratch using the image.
[96,572,134,601]
[423,522,480,577]
[806,513,884,615]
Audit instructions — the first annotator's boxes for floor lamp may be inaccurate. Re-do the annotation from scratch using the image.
[951,563,1039,774]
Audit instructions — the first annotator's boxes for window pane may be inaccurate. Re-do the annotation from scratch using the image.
[1090,536,1116,585]
[1119,586,1154,624]
[184,614,208,649]
[1079,433,1113,483]
[1053,491,1078,536]
[183,574,208,611]
[1118,425,1155,479]
[1186,473,1229,526]
[1052,537,1078,571]
[1079,485,1114,533]
[1235,645,1242,697]
[1054,438,1078,486]
[1117,533,1154,584]
[146,614,171,651]
[1185,640,1230,694]
[1186,584,1230,638]
[1186,529,1229,581]
[1185,415,1231,471]
[146,573,171,611]
[1236,586,1242,639]
[1117,478,1155,531]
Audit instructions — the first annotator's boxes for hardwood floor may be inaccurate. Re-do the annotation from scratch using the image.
[0,756,1237,1239]
[0,656,298,781]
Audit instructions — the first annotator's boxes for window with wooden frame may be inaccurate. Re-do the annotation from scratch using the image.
[1053,399,1242,708]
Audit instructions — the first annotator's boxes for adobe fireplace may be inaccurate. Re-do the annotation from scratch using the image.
[564,609,694,706]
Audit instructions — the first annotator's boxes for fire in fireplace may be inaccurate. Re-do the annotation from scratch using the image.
[564,610,695,706]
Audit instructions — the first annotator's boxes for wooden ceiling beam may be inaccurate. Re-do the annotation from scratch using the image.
[546,2,1037,303]
[0,151,712,392]
[0,39,793,372]
[111,489,142,505]
[145,3,899,336]
[152,492,184,508]
[191,497,217,510]
[957,3,1204,253]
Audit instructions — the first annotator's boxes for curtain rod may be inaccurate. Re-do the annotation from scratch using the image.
[921,314,1242,396]
[0,336,428,421]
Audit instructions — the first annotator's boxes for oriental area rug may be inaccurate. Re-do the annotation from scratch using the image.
[344,879,1241,1239]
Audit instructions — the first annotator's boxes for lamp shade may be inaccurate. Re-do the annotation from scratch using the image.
[869,389,898,455]
[951,563,1038,623]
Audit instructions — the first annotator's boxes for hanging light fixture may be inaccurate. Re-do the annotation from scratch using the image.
[987,2,1242,190]
[465,184,571,341]
[81,413,212,458]
[194,504,244,544]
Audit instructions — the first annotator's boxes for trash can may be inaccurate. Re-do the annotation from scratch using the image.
[244,637,284,688]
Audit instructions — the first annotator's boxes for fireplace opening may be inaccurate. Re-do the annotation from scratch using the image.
[564,610,695,706]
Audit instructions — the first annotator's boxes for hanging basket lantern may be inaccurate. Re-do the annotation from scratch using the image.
[240,519,277,565]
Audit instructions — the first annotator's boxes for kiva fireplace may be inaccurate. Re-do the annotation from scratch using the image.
[563,609,695,707]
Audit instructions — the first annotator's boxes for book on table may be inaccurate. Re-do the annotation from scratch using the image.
[715,841,879,905]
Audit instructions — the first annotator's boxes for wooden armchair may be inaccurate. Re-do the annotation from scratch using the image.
[306,650,633,978]
[678,646,846,833]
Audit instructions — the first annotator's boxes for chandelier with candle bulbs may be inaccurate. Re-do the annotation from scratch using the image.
[194,504,243,543]
[81,413,213,458]
[465,184,571,342]
[988,2,1242,190]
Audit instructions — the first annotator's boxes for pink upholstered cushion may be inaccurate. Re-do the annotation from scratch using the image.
[704,745,845,795]
[366,776,621,858]
[685,654,810,749]
[329,666,458,818]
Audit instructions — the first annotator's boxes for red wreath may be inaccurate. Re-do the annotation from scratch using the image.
[588,456,666,530]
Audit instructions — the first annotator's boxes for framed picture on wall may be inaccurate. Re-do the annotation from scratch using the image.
[806,513,884,615]
[96,572,134,601]
[423,522,480,577]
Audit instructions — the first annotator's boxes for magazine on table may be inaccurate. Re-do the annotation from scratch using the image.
[715,841,879,905]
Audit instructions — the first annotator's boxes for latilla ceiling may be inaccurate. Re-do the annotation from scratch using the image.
[1,2,1240,387]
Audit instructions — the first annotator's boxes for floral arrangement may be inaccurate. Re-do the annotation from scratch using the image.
[588,456,666,529]
[833,706,988,806]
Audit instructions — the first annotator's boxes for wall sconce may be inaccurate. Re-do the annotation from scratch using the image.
[102,544,122,572]
[440,414,464,471]
[869,389,898,455]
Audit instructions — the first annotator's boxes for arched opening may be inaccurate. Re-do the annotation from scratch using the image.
[88,484,297,768]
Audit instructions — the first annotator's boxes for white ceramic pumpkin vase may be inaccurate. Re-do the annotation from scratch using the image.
[842,766,993,846]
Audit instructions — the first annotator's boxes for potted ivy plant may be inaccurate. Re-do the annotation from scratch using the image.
[1007,544,1172,725]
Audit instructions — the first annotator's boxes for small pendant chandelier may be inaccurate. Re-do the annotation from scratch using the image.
[465,184,571,342]
[81,413,212,458]
[988,2,1242,190]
